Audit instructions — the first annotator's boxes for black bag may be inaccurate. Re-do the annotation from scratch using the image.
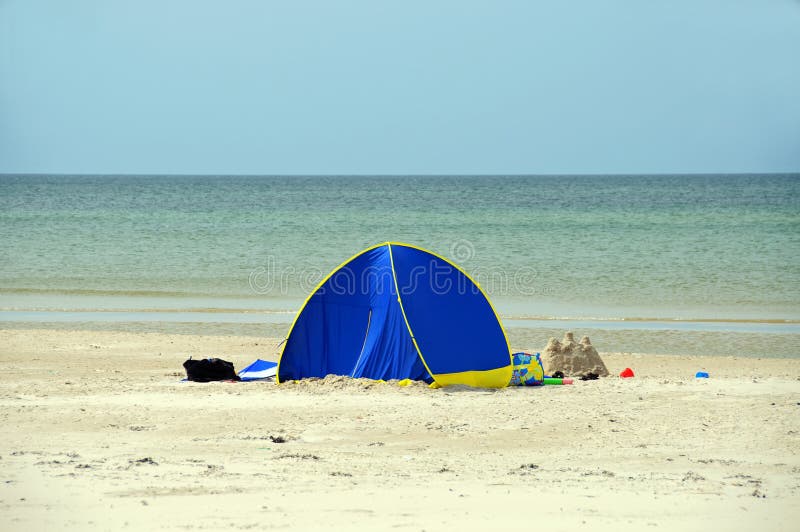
[183,357,241,382]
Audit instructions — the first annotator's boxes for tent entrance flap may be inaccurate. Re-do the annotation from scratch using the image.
[350,309,372,377]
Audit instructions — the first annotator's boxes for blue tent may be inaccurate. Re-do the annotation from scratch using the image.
[277,242,512,388]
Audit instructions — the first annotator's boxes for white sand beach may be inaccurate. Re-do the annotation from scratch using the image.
[1,328,799,531]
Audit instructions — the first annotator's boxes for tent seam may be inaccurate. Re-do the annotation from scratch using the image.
[387,243,437,385]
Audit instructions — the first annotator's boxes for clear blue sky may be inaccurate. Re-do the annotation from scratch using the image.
[2,1,799,175]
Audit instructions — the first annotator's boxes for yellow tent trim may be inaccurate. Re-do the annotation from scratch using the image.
[387,243,438,386]
[432,366,513,389]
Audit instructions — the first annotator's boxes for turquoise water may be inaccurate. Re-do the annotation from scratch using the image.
[1,174,799,356]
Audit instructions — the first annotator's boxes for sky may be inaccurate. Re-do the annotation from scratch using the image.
[1,0,799,175]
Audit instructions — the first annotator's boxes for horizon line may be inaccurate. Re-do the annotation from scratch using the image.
[2,171,799,178]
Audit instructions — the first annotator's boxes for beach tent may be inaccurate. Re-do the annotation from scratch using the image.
[277,242,513,388]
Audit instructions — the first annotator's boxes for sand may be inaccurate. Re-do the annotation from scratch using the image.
[1,328,799,531]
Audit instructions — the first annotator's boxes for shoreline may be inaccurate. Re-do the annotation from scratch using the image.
[4,307,800,325]
[3,291,799,323]
[3,317,799,359]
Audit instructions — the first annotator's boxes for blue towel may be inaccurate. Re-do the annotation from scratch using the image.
[238,359,278,381]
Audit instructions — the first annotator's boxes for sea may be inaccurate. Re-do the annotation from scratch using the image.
[1,174,799,358]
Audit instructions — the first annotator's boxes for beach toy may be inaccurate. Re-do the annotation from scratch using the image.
[695,371,709,378]
[509,352,544,386]
[542,377,573,385]
[619,367,634,378]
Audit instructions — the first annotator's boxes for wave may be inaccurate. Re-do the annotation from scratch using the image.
[0,287,263,298]
[504,315,800,325]
[0,307,298,315]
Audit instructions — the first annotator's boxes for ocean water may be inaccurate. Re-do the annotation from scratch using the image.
[1,174,799,357]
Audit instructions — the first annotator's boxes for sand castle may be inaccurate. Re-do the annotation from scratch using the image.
[540,332,609,377]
